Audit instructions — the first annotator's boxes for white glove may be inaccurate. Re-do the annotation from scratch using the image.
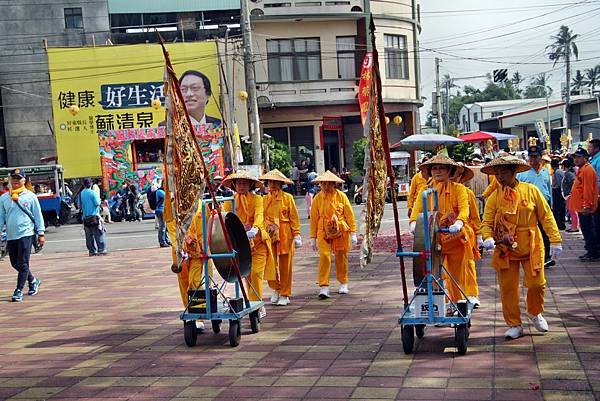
[448,220,464,234]
[246,227,259,240]
[351,233,358,247]
[482,238,495,250]
[550,244,563,258]
[477,235,483,247]
[293,235,302,248]
[409,221,416,234]
[309,238,317,252]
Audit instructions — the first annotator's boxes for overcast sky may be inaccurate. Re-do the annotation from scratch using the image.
[417,0,600,122]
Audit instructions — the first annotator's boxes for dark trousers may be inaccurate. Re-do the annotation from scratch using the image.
[579,212,599,257]
[594,203,600,247]
[7,235,34,291]
[156,211,170,246]
[552,188,566,230]
[538,223,551,261]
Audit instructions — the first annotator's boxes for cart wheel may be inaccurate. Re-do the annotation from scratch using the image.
[211,319,222,334]
[183,321,197,347]
[455,324,468,355]
[228,320,241,347]
[401,325,415,354]
[415,324,425,339]
[249,311,260,334]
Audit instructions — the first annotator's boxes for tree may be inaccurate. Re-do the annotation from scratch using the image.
[511,71,525,95]
[351,137,367,175]
[584,65,600,93]
[448,142,475,162]
[546,25,579,103]
[264,138,292,176]
[523,73,553,99]
[571,69,585,94]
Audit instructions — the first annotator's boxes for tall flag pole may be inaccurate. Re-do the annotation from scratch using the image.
[359,17,409,306]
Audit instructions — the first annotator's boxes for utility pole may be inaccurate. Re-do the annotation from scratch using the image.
[241,0,262,165]
[445,79,450,133]
[224,28,238,170]
[435,57,443,134]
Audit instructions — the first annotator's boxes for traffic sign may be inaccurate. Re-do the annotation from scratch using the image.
[493,69,508,83]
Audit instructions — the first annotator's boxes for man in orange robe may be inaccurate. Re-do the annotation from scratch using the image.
[570,148,599,261]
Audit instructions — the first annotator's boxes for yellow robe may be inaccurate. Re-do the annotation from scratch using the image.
[223,193,275,301]
[264,189,300,297]
[481,181,561,326]
[411,180,475,303]
[482,175,499,199]
[407,172,428,211]
[465,187,482,297]
[310,189,357,286]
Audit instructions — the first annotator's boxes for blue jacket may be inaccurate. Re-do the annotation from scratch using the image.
[155,189,165,213]
[80,188,101,218]
[0,190,45,240]
[517,167,552,206]
[590,152,600,189]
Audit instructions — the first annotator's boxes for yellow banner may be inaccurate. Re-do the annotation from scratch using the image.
[47,42,220,178]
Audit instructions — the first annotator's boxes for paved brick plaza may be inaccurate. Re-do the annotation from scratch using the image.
[0,231,598,401]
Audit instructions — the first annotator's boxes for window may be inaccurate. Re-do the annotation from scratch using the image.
[64,7,83,29]
[384,34,409,80]
[473,112,479,122]
[267,38,321,82]
[336,36,358,79]
[491,111,503,117]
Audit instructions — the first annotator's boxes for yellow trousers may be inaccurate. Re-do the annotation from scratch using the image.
[464,260,479,297]
[442,252,467,303]
[317,238,349,287]
[247,242,268,301]
[497,259,546,327]
[267,250,294,297]
[177,259,213,308]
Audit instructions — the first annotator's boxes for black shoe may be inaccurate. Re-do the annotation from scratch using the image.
[544,259,556,268]
[581,254,600,262]
[579,253,591,260]
[159,243,170,248]
[28,278,41,296]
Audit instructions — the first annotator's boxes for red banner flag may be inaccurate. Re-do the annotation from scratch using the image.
[358,52,373,127]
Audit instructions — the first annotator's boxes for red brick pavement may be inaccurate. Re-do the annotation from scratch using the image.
[0,230,598,400]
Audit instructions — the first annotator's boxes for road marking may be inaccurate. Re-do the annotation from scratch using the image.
[47,233,158,243]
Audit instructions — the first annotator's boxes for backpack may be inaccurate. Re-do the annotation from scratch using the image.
[147,190,157,210]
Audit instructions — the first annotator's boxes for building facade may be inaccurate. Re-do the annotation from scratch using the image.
[0,1,110,167]
[251,0,422,173]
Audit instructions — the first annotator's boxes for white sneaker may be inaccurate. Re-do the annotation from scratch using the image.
[338,284,349,294]
[259,306,267,319]
[467,296,480,308]
[276,296,290,306]
[195,321,205,332]
[505,326,524,339]
[270,291,280,304]
[530,314,549,332]
[318,286,330,299]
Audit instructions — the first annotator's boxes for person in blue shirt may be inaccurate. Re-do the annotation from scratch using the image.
[517,146,555,268]
[588,139,600,247]
[155,186,171,248]
[80,178,107,256]
[0,169,45,302]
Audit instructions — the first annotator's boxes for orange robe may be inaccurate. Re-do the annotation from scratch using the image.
[570,162,599,213]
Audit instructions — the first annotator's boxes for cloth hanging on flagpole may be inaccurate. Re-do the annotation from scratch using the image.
[160,43,207,271]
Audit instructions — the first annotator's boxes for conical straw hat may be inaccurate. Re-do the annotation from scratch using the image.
[259,169,293,185]
[481,155,530,175]
[418,154,460,173]
[456,164,474,184]
[221,170,263,190]
[312,170,345,184]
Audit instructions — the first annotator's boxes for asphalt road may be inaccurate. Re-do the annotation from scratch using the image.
[40,197,410,254]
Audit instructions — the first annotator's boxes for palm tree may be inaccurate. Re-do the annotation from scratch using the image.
[571,69,585,94]
[511,71,525,95]
[546,25,579,103]
[584,65,600,93]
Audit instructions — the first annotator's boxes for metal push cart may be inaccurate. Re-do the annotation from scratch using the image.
[397,188,474,355]
[180,196,264,347]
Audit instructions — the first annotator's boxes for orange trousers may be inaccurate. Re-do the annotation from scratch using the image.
[497,259,546,327]
[177,258,214,308]
[442,251,468,303]
[464,259,479,297]
[317,238,349,287]
[247,242,268,301]
[267,250,294,297]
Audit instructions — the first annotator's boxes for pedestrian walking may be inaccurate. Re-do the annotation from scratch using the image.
[517,146,554,268]
[561,158,578,232]
[571,148,599,262]
[309,171,357,299]
[155,185,171,248]
[0,169,45,302]
[80,178,107,256]
[260,169,301,306]
[551,158,566,230]
[481,156,562,339]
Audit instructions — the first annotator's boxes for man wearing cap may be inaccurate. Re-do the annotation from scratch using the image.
[80,178,107,256]
[309,171,357,299]
[260,169,301,306]
[410,155,475,306]
[481,156,562,339]
[0,169,45,302]
[517,146,554,268]
[222,171,275,316]
[571,148,599,261]
[212,175,233,198]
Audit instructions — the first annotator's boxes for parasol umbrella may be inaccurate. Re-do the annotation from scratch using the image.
[459,130,517,142]
[391,134,463,152]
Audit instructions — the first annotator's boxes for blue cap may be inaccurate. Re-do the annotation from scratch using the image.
[9,168,25,178]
